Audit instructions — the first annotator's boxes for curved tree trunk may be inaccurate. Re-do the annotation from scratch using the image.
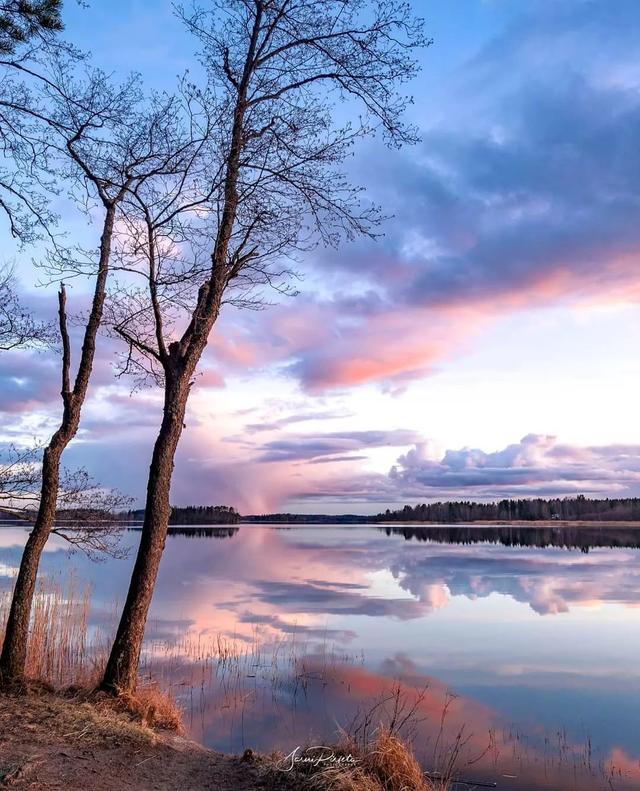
[100,366,189,694]
[0,443,62,678]
[0,204,115,684]
[99,9,257,695]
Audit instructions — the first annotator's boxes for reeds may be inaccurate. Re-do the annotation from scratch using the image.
[0,573,94,688]
[283,727,446,791]
[0,575,357,735]
[3,573,628,790]
[0,576,459,783]
[0,574,182,730]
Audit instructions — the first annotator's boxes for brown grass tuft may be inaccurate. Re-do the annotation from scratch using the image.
[97,682,185,732]
[1,576,185,733]
[280,727,445,791]
[305,765,385,791]
[363,727,435,790]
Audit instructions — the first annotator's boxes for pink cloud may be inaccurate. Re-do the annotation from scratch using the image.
[195,246,640,395]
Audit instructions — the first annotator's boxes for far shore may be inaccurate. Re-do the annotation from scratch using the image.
[377,519,640,527]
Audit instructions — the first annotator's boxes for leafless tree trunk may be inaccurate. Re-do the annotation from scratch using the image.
[101,0,427,694]
[0,49,200,682]
[0,205,115,681]
[100,364,191,691]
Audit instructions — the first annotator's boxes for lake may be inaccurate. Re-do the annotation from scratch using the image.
[1,523,639,790]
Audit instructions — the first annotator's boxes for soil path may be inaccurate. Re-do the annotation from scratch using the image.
[0,690,270,790]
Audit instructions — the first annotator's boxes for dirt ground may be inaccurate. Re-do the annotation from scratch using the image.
[0,689,275,790]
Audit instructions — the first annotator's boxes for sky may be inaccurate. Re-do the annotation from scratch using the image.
[3,0,640,514]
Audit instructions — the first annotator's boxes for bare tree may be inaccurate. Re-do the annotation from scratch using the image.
[0,447,129,559]
[38,467,131,561]
[0,444,41,509]
[0,68,58,244]
[100,0,428,694]
[0,263,51,349]
[0,58,198,682]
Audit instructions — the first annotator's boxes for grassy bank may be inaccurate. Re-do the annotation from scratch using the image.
[1,576,448,790]
[0,686,270,790]
[0,687,447,790]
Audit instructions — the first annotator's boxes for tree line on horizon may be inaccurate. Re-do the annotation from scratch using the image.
[130,494,640,524]
[120,505,240,525]
[9,494,640,527]
[379,495,640,523]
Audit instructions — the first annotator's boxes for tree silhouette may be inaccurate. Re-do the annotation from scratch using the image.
[100,0,428,695]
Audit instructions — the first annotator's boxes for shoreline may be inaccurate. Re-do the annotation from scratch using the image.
[377,519,640,527]
[241,519,640,528]
[5,511,640,529]
[0,687,440,791]
[0,687,266,790]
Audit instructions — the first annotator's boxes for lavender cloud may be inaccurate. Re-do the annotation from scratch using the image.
[389,434,640,499]
[197,1,640,392]
[256,429,420,463]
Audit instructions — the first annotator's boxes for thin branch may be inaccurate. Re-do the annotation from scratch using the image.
[57,282,72,404]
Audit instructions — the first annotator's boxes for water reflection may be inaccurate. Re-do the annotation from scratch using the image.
[148,526,239,539]
[381,524,640,550]
[1,524,639,789]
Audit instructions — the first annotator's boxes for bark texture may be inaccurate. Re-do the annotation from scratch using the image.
[99,10,256,695]
[100,364,190,693]
[99,0,422,695]
[0,205,115,682]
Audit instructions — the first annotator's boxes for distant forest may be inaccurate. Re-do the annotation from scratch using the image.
[122,505,240,525]
[244,513,370,524]
[168,505,240,525]
[63,495,640,526]
[379,495,640,523]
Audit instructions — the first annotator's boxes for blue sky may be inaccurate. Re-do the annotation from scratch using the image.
[3,0,640,513]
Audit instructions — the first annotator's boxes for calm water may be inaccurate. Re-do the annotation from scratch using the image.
[1,523,640,790]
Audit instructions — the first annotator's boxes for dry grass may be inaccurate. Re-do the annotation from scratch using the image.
[1,575,452,787]
[364,727,442,790]
[99,681,185,732]
[285,727,446,791]
[0,682,159,749]
[0,575,455,781]
[0,575,183,732]
[0,574,353,736]
[0,573,95,687]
